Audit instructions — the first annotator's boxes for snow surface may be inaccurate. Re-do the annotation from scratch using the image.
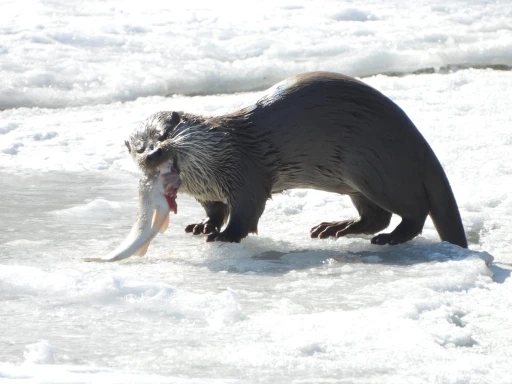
[1,1,512,383]
[1,0,512,109]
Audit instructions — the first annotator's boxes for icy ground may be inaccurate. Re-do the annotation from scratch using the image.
[1,69,512,383]
[1,0,512,382]
[1,0,511,109]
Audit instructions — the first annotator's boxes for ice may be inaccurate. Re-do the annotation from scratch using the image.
[1,69,512,381]
[1,236,507,382]
[51,199,124,218]
[1,0,511,109]
[0,364,242,384]
[23,341,54,365]
[330,8,379,22]
[1,0,512,382]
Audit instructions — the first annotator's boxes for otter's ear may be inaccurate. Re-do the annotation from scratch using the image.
[170,111,180,126]
[125,140,131,153]
[158,111,181,141]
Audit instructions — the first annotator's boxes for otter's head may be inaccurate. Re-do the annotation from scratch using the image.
[126,110,230,201]
[125,111,182,174]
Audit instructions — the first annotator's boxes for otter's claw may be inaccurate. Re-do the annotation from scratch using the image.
[206,232,241,243]
[185,219,219,235]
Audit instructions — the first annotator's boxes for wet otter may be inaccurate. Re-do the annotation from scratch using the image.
[126,72,467,248]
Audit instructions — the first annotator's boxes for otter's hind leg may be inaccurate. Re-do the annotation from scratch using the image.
[311,194,392,239]
[361,187,429,246]
[371,217,427,245]
[185,201,229,235]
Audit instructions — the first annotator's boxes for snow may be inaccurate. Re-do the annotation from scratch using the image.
[1,0,512,383]
[23,341,54,365]
[1,0,511,109]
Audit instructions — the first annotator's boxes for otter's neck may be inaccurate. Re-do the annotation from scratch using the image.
[173,121,235,203]
[170,110,266,203]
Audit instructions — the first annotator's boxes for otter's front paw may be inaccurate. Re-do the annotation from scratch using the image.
[205,232,242,243]
[185,220,217,235]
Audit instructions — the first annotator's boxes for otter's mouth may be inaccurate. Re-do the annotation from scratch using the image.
[159,158,181,214]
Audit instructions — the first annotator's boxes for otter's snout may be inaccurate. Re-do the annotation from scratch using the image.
[147,147,162,163]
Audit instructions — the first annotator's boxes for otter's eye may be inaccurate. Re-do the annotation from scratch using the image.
[136,144,146,154]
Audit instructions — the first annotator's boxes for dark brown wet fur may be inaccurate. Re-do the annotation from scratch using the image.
[136,72,467,248]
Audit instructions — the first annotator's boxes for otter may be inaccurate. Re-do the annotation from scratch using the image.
[125,72,467,248]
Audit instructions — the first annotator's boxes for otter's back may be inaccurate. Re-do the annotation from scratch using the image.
[248,72,432,193]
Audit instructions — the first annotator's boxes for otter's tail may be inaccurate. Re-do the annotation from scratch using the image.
[424,151,468,248]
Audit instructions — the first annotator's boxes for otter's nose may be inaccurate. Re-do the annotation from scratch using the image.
[147,147,162,162]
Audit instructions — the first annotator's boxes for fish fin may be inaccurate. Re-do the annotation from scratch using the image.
[135,240,151,257]
[159,213,170,233]
[151,209,160,230]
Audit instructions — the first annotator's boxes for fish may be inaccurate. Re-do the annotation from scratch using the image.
[84,163,180,262]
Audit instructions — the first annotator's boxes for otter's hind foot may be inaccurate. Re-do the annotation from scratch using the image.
[310,220,358,239]
[311,217,385,239]
[371,218,425,245]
